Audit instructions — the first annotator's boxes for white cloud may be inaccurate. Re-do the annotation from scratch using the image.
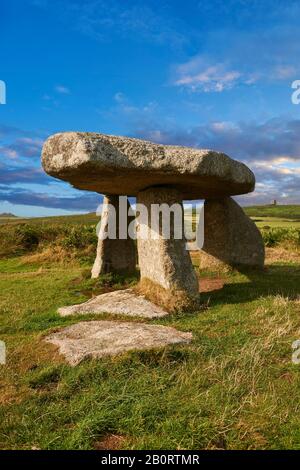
[175,64,241,92]
[0,148,18,159]
[0,136,44,160]
[133,116,300,203]
[172,51,299,93]
[173,57,242,92]
[98,92,158,119]
[272,65,296,79]
[210,121,237,132]
[55,85,70,94]
[114,92,126,103]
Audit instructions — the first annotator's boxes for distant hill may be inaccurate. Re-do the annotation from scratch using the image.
[244,204,300,219]
[0,212,17,218]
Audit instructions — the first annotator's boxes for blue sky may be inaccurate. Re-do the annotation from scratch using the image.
[1,0,300,216]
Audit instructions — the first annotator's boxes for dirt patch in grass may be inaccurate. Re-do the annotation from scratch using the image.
[0,337,65,405]
[199,277,225,293]
[266,247,300,264]
[13,337,65,373]
[93,434,127,450]
[68,271,140,299]
[21,246,79,266]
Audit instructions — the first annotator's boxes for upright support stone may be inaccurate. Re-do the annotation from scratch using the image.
[200,197,265,269]
[136,187,199,311]
[91,195,136,278]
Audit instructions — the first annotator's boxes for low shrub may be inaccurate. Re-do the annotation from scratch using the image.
[15,224,43,250]
[61,224,97,249]
[261,227,300,247]
[1,220,299,260]
[0,222,98,258]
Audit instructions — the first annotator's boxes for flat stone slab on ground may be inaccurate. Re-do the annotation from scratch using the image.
[44,320,193,365]
[58,288,169,318]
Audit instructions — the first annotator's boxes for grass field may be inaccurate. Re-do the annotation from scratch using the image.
[243,205,300,229]
[2,204,300,229]
[0,212,99,226]
[248,216,300,229]
[1,205,300,449]
[244,204,300,219]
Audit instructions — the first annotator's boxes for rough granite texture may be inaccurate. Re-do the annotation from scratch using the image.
[137,187,199,301]
[91,195,136,278]
[199,197,265,269]
[44,320,193,365]
[41,132,255,199]
[58,289,169,318]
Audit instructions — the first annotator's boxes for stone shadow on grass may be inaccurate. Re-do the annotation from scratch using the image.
[199,264,300,307]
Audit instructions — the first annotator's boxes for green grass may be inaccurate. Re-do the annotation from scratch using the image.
[1,205,300,230]
[250,217,300,229]
[1,255,300,449]
[1,209,299,261]
[244,204,300,219]
[1,205,300,449]
[0,212,99,226]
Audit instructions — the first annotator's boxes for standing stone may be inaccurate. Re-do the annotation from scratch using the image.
[136,187,199,311]
[91,195,136,278]
[200,197,265,269]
